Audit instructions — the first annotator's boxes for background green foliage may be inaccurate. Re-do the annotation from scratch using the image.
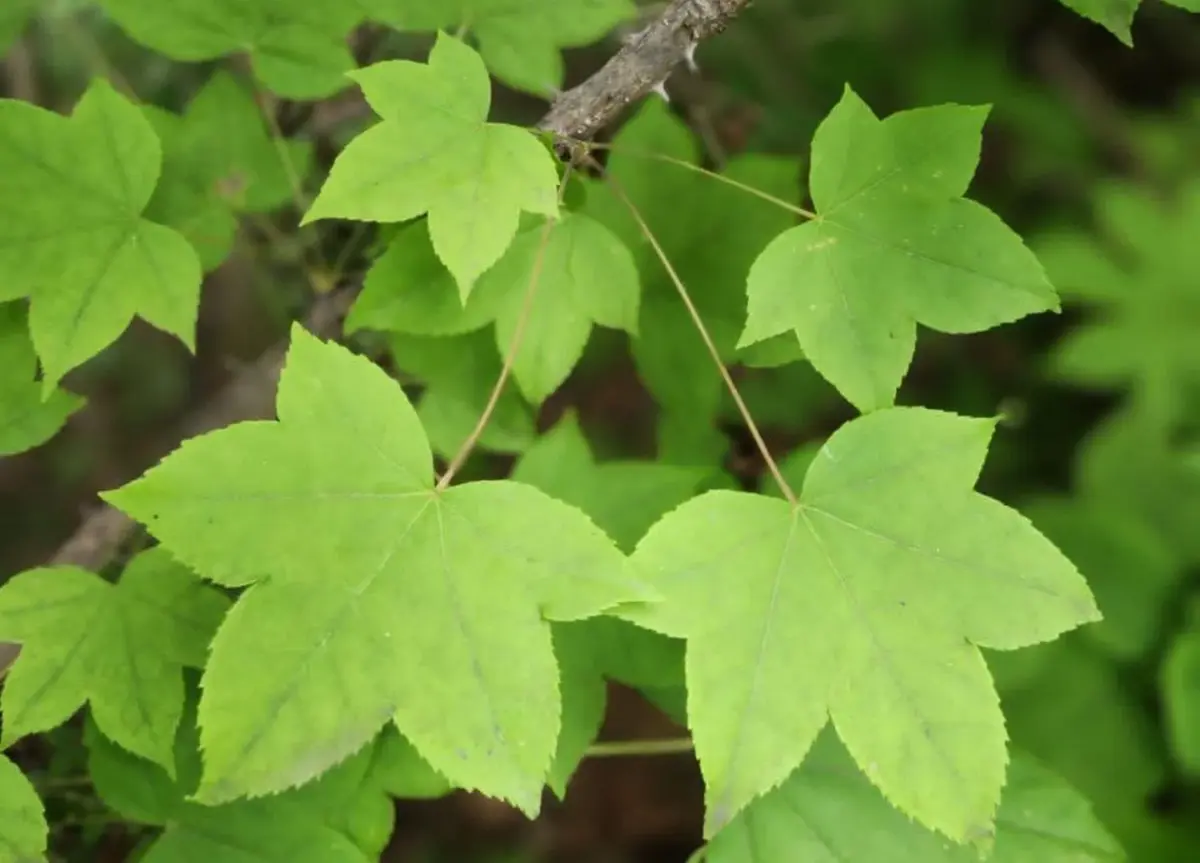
[1,1,1200,861]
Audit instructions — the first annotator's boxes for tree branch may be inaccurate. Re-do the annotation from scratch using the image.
[39,0,755,576]
[539,0,753,140]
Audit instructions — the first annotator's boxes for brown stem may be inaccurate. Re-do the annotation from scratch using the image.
[605,170,798,505]
[433,184,565,491]
[584,737,695,758]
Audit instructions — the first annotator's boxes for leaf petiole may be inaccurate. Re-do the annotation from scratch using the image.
[584,737,695,758]
[434,163,576,490]
[603,165,799,505]
[579,139,817,220]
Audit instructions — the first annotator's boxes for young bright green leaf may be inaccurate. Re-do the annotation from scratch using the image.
[0,304,84,456]
[388,331,536,457]
[741,88,1058,412]
[487,214,640,403]
[0,548,228,772]
[736,332,807,369]
[0,753,46,863]
[1039,182,1200,429]
[622,407,1099,841]
[512,411,706,551]
[1161,629,1200,776]
[370,727,454,800]
[303,34,560,295]
[104,325,650,815]
[706,730,1123,862]
[365,0,636,95]
[0,79,202,389]
[545,616,689,795]
[144,71,313,271]
[348,225,508,338]
[584,101,800,416]
[98,0,363,98]
[546,625,607,797]
[354,212,638,404]
[85,714,180,826]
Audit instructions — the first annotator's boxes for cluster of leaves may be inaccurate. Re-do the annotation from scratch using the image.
[2,1,1200,861]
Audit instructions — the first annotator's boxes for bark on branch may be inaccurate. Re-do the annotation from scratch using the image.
[539,0,754,141]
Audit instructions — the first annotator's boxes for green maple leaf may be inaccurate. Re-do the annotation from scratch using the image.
[0,303,84,456]
[352,211,639,404]
[0,548,229,772]
[584,101,800,416]
[369,727,454,800]
[512,411,707,552]
[621,407,1099,840]
[1038,181,1200,428]
[545,625,607,797]
[304,34,560,295]
[104,325,652,813]
[0,79,202,389]
[706,729,1123,862]
[388,331,536,457]
[97,0,363,98]
[0,754,46,863]
[477,213,640,403]
[365,0,636,95]
[347,223,510,338]
[145,71,313,271]
[741,87,1058,412]
[85,711,389,863]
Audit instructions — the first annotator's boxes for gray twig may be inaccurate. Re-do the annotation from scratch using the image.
[539,0,753,140]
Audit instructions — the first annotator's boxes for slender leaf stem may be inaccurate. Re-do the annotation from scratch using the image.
[253,86,334,283]
[604,168,798,505]
[584,737,695,758]
[256,89,308,215]
[435,165,575,490]
[685,845,709,863]
[583,140,817,220]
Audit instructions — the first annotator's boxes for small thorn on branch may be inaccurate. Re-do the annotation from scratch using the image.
[539,0,754,141]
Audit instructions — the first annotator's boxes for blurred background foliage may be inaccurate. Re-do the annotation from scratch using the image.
[3,0,1200,860]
